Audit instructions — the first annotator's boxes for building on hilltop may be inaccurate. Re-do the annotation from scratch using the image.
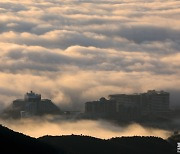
[85,90,170,121]
[24,91,41,102]
[11,91,60,118]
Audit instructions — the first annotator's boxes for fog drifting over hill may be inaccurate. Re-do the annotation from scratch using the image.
[0,0,179,110]
[0,117,171,139]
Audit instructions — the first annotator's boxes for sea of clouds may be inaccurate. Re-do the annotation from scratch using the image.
[0,0,179,110]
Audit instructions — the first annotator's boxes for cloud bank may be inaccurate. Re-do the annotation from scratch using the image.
[0,0,180,110]
[0,117,171,139]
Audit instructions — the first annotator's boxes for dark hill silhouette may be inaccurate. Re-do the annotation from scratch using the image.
[0,124,64,154]
[0,124,176,154]
[39,135,132,154]
[110,136,175,154]
[39,134,176,154]
[167,134,180,152]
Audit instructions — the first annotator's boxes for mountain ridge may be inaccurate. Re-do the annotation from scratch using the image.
[0,124,177,154]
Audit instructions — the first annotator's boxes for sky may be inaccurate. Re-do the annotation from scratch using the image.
[0,0,180,110]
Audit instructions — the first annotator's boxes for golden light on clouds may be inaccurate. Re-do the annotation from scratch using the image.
[0,0,179,110]
[0,118,171,139]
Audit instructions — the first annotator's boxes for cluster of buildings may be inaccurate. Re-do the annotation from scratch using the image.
[3,90,171,122]
[11,91,60,118]
[85,90,170,121]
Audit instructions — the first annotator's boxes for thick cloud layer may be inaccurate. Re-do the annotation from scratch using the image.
[0,0,180,110]
[0,117,171,139]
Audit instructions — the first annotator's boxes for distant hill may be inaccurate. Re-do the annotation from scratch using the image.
[0,124,176,154]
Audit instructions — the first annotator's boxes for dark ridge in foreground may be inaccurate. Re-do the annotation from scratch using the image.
[0,124,64,154]
[39,135,176,154]
[0,124,178,154]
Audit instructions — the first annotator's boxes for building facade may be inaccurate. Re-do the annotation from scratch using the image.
[85,90,170,121]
